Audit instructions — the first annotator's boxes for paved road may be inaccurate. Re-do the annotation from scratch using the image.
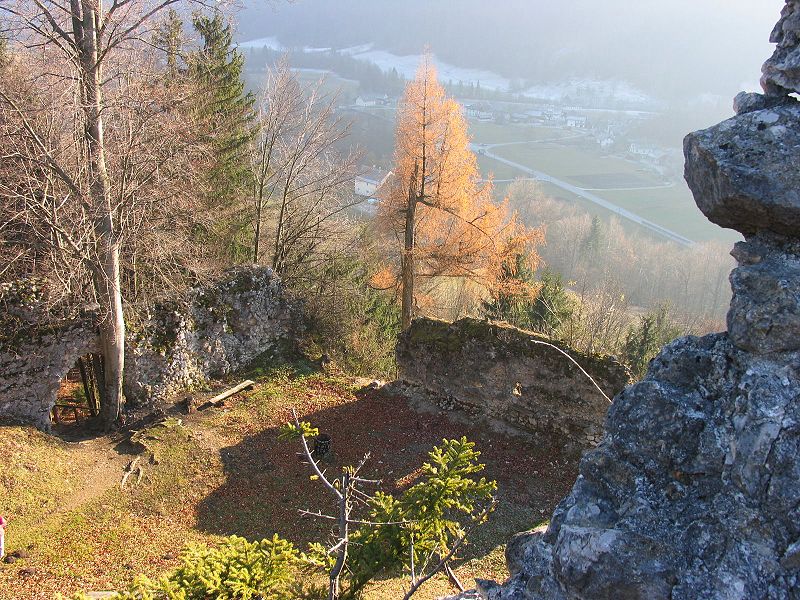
[477,146,694,247]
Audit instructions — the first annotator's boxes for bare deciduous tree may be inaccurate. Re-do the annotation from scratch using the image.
[250,59,360,282]
[1,0,221,428]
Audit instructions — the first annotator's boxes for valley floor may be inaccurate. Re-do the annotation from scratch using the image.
[0,368,578,599]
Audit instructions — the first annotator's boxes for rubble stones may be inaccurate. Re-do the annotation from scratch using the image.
[0,309,100,431]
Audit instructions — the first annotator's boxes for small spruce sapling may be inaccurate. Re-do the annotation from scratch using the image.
[281,410,497,599]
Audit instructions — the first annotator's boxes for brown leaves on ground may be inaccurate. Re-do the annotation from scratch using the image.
[0,373,578,600]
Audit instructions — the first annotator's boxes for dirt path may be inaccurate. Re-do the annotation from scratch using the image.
[56,437,132,515]
[0,375,581,600]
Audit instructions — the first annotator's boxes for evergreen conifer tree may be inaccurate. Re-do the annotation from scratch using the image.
[189,13,256,210]
[152,9,185,76]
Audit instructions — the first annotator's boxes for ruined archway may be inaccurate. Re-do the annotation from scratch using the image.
[0,313,100,432]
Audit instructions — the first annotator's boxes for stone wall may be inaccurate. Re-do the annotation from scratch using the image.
[395,317,630,450]
[0,309,99,431]
[124,267,300,404]
[0,267,300,430]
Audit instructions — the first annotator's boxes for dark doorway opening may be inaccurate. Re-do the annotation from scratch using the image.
[53,354,103,433]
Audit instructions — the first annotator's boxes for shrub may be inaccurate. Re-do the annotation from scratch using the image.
[61,535,306,600]
[622,304,683,378]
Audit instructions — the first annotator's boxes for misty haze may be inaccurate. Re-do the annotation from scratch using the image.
[236,1,782,244]
[2,1,798,599]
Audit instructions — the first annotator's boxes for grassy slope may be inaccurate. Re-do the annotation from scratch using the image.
[0,369,576,600]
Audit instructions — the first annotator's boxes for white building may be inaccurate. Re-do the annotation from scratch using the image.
[355,168,392,198]
[566,115,588,128]
[629,142,666,160]
[465,102,493,121]
[355,94,390,108]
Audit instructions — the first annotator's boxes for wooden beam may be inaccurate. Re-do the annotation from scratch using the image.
[200,380,256,410]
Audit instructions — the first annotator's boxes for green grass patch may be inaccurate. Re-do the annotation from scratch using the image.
[0,426,80,527]
[493,144,659,183]
[468,122,574,145]
[478,156,527,182]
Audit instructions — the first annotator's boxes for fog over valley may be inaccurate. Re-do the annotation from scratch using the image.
[239,0,782,107]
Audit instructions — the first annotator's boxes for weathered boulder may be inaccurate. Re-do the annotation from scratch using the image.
[395,317,629,451]
[683,103,800,238]
[491,333,800,599]
[728,234,800,354]
[733,91,797,115]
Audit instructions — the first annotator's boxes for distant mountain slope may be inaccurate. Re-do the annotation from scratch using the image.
[238,0,780,102]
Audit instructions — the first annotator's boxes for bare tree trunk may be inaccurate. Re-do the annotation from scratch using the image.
[77,356,99,417]
[272,187,289,273]
[253,193,263,263]
[252,139,270,264]
[94,247,125,428]
[80,0,125,429]
[401,168,419,331]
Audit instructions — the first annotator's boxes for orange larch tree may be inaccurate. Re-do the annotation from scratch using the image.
[375,55,541,329]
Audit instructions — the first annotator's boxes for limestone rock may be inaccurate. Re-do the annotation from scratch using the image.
[762,1,800,95]
[491,6,800,599]
[728,235,800,353]
[733,91,797,115]
[684,103,800,237]
[0,306,100,431]
[124,267,301,405]
[395,318,629,451]
[497,334,800,599]
[0,267,302,429]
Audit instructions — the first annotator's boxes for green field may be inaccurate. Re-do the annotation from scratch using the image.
[478,155,526,181]
[493,144,662,185]
[601,187,740,243]
[468,121,575,145]
[480,139,735,242]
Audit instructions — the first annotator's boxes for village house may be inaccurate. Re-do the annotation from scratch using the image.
[465,101,494,121]
[354,94,390,108]
[629,142,666,160]
[355,167,392,198]
[566,114,588,128]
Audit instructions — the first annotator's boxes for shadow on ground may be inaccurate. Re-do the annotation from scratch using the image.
[194,384,579,562]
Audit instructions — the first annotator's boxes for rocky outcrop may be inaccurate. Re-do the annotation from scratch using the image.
[124,267,300,404]
[684,103,800,237]
[395,318,629,451]
[762,0,800,95]
[479,4,800,599]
